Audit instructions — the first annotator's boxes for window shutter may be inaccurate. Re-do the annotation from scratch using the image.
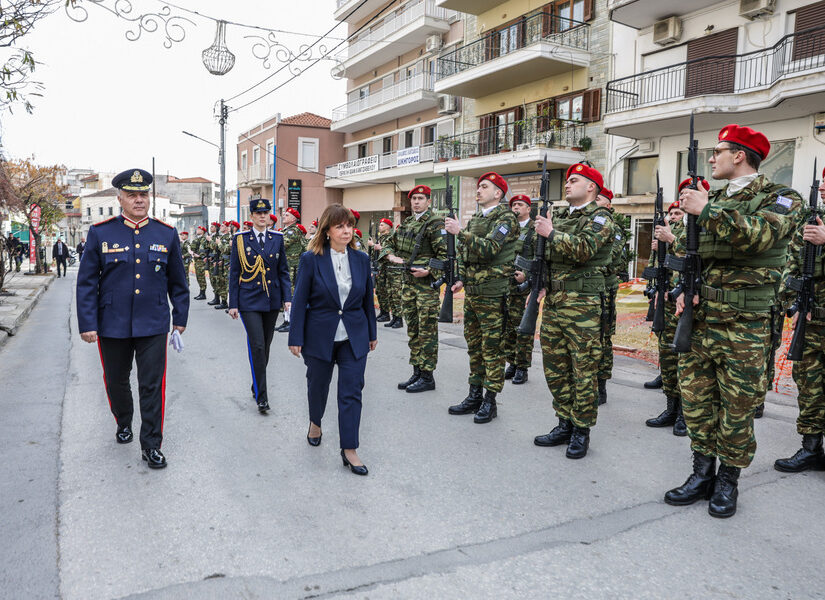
[582,89,601,123]
[583,0,594,22]
[793,1,825,61]
[685,28,737,97]
[479,114,493,156]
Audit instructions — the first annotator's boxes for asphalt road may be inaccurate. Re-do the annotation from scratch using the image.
[1,266,824,600]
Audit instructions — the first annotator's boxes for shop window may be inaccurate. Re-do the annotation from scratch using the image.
[626,156,659,196]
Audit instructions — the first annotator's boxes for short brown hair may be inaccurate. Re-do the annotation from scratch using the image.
[307,204,357,255]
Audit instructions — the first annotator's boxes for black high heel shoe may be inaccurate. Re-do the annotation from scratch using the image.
[307,424,322,447]
[341,449,368,476]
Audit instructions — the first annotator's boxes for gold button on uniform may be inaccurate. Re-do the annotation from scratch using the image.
[135,289,140,294]
[135,243,140,248]
[338,310,342,315]
[136,259,141,263]
[136,274,141,279]
[134,230,140,235]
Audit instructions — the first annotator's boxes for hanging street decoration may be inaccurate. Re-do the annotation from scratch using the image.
[65,1,194,49]
[202,20,235,75]
[245,31,334,75]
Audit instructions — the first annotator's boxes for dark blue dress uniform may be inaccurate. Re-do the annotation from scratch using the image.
[76,169,189,466]
[228,198,292,412]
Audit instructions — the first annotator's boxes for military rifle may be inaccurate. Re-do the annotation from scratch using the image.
[430,169,456,323]
[668,113,703,353]
[786,159,820,361]
[368,216,378,281]
[515,157,551,335]
[642,172,668,333]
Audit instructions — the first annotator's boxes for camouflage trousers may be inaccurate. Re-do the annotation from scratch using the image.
[597,287,618,380]
[388,269,403,315]
[541,292,603,428]
[183,260,191,287]
[216,261,228,300]
[401,276,440,371]
[765,306,784,393]
[678,317,770,468]
[504,288,533,368]
[194,260,207,291]
[375,265,392,313]
[464,293,508,393]
[791,321,825,435]
[289,263,299,296]
[657,303,681,399]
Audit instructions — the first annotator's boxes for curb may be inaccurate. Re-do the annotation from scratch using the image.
[0,274,55,338]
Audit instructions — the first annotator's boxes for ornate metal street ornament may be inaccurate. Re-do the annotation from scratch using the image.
[202,20,236,76]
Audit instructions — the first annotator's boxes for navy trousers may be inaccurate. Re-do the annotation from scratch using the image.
[304,340,366,449]
[240,310,279,404]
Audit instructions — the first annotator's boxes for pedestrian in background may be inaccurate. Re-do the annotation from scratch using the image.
[53,237,69,277]
[76,238,85,261]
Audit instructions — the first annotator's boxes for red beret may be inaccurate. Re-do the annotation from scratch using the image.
[297,224,307,234]
[211,221,220,227]
[180,231,189,235]
[311,220,318,227]
[408,185,431,199]
[232,221,240,229]
[354,228,362,238]
[718,124,770,160]
[243,221,252,227]
[478,172,508,195]
[197,225,207,232]
[667,200,681,212]
[286,207,300,220]
[350,208,360,220]
[269,214,278,223]
[509,194,531,207]
[565,163,603,191]
[677,177,710,193]
[599,188,614,201]
[222,221,229,226]
[380,217,393,227]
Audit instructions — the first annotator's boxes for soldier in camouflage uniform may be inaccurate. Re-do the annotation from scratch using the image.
[278,207,307,332]
[503,194,535,385]
[774,171,825,473]
[204,222,220,305]
[666,124,801,518]
[191,225,209,299]
[386,186,447,393]
[370,218,395,322]
[644,194,689,436]
[215,221,237,310]
[180,230,192,288]
[446,172,519,423]
[533,164,614,459]
[207,222,227,307]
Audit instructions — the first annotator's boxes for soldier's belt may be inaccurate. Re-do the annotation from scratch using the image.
[465,277,509,296]
[813,307,825,319]
[700,284,775,311]
[548,274,605,294]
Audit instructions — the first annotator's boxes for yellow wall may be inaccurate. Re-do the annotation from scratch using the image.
[476,0,549,34]
[471,68,589,117]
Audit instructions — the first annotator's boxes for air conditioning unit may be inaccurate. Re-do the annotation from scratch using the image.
[437,94,459,115]
[739,0,776,20]
[425,34,444,52]
[653,16,682,46]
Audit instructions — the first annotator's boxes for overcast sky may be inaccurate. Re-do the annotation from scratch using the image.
[0,0,347,189]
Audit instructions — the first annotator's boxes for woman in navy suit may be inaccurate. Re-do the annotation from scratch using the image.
[288,204,378,475]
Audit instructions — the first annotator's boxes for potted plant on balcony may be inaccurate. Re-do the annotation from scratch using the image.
[451,139,462,160]
[437,135,450,162]
[577,135,592,152]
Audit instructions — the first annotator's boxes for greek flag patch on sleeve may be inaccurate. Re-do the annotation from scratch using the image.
[492,224,510,242]
[441,229,447,235]
[776,196,793,209]
[615,233,622,241]
[593,215,607,225]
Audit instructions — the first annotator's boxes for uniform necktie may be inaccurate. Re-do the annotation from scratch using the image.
[258,233,265,248]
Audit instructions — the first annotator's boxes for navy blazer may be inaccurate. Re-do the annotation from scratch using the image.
[76,216,189,338]
[228,228,292,312]
[288,246,377,362]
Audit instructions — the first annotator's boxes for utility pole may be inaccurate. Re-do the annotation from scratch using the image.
[219,99,228,223]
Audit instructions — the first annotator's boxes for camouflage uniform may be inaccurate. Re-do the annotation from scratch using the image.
[209,234,224,302]
[384,210,447,372]
[191,233,208,292]
[181,238,192,287]
[597,211,632,381]
[375,231,393,314]
[658,221,685,400]
[504,218,535,370]
[218,232,232,303]
[678,175,801,468]
[540,201,614,428]
[283,224,307,292]
[458,204,520,393]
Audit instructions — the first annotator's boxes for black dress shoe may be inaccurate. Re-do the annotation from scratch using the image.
[534,418,573,446]
[141,448,167,469]
[449,385,483,415]
[512,368,528,384]
[406,370,435,393]
[398,366,421,390]
[598,378,607,405]
[277,322,290,333]
[341,449,368,476]
[754,403,765,418]
[504,363,516,380]
[646,396,677,428]
[644,374,663,389]
[116,424,133,444]
[708,464,740,518]
[664,452,716,506]
[473,391,497,423]
[257,400,270,414]
[376,311,391,322]
[774,434,825,472]
[566,426,590,459]
[391,316,404,329]
[384,316,398,328]
[307,424,322,447]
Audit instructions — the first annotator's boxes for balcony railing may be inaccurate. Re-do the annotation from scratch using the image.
[434,117,585,160]
[326,143,435,179]
[238,163,274,185]
[332,73,435,121]
[336,0,454,62]
[606,25,825,114]
[437,11,589,80]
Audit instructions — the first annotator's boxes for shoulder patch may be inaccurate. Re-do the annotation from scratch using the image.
[93,216,116,226]
[492,223,510,242]
[153,218,173,229]
[776,196,793,209]
[593,215,607,225]
[615,233,622,241]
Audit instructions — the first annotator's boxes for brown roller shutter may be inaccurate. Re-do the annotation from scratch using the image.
[582,88,601,122]
[479,114,493,156]
[583,0,594,22]
[793,1,825,61]
[685,28,737,98]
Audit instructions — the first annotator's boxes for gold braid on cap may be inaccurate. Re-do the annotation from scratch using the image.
[236,235,269,297]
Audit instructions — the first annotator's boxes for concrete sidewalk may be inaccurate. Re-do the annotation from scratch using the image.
[0,268,57,346]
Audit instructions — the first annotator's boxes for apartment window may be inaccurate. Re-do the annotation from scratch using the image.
[358,143,368,158]
[241,152,248,170]
[793,1,825,61]
[98,207,103,216]
[359,86,369,100]
[253,147,260,165]
[163,209,167,218]
[298,137,319,172]
[108,207,113,216]
[422,125,436,145]
[404,130,414,148]
[626,156,658,196]
[86,207,91,216]
[382,136,393,155]
[266,141,274,165]
[555,89,601,123]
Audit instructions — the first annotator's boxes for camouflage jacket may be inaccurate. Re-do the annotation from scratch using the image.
[385,210,447,270]
[190,234,207,260]
[376,232,393,264]
[457,203,519,291]
[219,233,232,259]
[695,174,801,322]
[283,224,307,266]
[784,203,823,320]
[646,219,685,295]
[604,210,632,290]
[511,218,535,294]
[181,239,192,263]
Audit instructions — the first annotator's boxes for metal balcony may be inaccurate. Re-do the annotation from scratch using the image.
[334,0,387,23]
[436,0,506,15]
[435,12,589,98]
[237,163,274,187]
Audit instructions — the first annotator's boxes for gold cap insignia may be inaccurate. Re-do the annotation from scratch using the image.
[131,171,143,183]
[721,129,728,138]
[490,175,496,180]
[257,201,265,208]
[575,165,583,172]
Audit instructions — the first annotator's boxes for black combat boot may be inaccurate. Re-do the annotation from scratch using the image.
[391,316,404,329]
[598,378,607,405]
[534,418,573,446]
[644,374,663,389]
[708,464,740,518]
[474,390,497,423]
[384,315,398,328]
[215,299,228,309]
[566,426,590,459]
[774,433,825,473]
[512,368,528,385]
[194,290,207,300]
[754,403,765,418]
[504,363,517,380]
[207,293,220,305]
[406,370,435,393]
[376,310,390,322]
[398,366,421,390]
[646,396,678,428]
[664,451,716,506]
[449,385,483,415]
[673,400,687,437]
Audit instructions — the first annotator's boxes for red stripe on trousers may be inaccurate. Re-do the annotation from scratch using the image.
[160,335,168,442]
[96,338,116,421]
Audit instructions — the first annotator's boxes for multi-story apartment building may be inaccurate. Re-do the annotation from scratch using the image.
[325,0,465,224]
[155,175,221,207]
[605,0,825,276]
[237,112,345,226]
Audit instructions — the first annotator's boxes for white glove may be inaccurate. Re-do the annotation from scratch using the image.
[169,330,184,353]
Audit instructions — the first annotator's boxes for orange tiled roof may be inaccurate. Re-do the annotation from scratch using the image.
[280,112,332,128]
[167,176,214,184]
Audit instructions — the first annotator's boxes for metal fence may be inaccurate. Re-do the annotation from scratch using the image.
[606,25,825,113]
[437,11,589,80]
[332,73,435,121]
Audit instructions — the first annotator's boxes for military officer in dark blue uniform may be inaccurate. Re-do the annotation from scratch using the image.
[76,168,189,469]
[228,198,292,414]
